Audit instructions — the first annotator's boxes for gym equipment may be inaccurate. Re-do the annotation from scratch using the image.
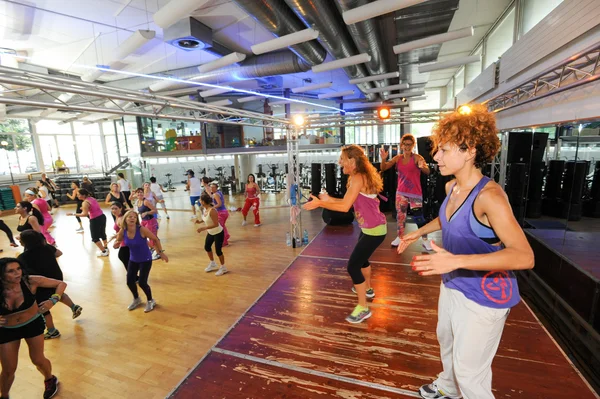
[162,173,176,192]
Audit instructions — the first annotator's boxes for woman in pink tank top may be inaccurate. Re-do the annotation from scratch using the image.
[24,187,55,246]
[380,134,431,249]
[67,188,109,256]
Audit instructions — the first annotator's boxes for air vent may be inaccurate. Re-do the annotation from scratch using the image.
[164,17,212,52]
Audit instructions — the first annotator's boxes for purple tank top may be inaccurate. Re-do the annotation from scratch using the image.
[439,176,520,309]
[353,193,387,233]
[86,197,103,219]
[396,154,422,199]
[123,226,152,262]
[213,190,227,212]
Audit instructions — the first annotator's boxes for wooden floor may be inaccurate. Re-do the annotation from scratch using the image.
[0,190,326,399]
[171,224,599,399]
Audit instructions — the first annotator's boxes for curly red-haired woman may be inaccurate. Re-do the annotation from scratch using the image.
[398,104,534,399]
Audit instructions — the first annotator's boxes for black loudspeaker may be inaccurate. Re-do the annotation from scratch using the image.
[562,161,588,205]
[526,162,546,218]
[322,208,354,225]
[324,163,337,196]
[544,160,565,199]
[311,163,322,196]
[417,136,435,164]
[507,133,532,163]
[507,163,528,224]
[340,173,348,196]
[531,133,548,163]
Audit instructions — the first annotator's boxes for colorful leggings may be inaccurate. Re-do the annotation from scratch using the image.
[396,192,423,237]
[217,210,230,245]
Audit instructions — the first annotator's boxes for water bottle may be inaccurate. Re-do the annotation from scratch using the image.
[295,236,301,247]
[302,229,309,245]
[286,232,291,246]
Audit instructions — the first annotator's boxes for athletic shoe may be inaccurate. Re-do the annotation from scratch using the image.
[351,287,375,299]
[254,224,261,227]
[166,215,170,220]
[144,299,156,313]
[215,266,228,276]
[241,220,247,226]
[44,329,61,340]
[419,382,461,399]
[190,215,197,220]
[98,250,109,257]
[128,297,142,310]
[345,306,371,324]
[43,375,58,399]
[422,239,433,251]
[205,262,219,272]
[72,305,83,319]
[75,227,84,232]
[391,237,401,247]
[151,252,161,261]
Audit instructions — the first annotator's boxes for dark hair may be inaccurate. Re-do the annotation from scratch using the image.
[401,134,416,144]
[71,181,80,188]
[0,258,30,308]
[201,176,210,184]
[118,173,125,178]
[150,177,157,183]
[19,230,46,250]
[18,201,44,225]
[78,188,91,197]
[110,201,126,216]
[135,187,144,193]
[247,174,256,183]
[200,192,213,206]
[340,145,383,194]
[187,170,195,177]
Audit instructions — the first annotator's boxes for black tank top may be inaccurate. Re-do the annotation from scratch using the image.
[0,280,36,315]
[17,216,33,232]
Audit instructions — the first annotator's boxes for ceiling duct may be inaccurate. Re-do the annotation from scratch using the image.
[164,17,213,51]
[282,0,377,101]
[233,0,326,67]
[335,0,392,96]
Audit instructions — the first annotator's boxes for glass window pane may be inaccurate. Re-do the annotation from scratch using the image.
[72,121,100,135]
[485,7,516,68]
[104,135,119,169]
[521,0,563,36]
[466,46,483,85]
[38,136,58,171]
[56,136,77,171]
[35,120,71,134]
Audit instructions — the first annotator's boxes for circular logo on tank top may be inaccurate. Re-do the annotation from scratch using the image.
[480,271,513,304]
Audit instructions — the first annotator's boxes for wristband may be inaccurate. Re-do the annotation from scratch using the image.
[159,250,165,253]
[49,297,58,305]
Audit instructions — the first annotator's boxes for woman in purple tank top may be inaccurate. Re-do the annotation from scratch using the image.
[398,104,534,399]
[304,145,387,324]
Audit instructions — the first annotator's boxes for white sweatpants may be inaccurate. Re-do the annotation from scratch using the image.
[434,283,510,399]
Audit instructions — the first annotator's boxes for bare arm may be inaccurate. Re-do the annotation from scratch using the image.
[213,193,223,208]
[29,276,67,297]
[198,208,219,230]
[304,174,363,213]
[66,188,78,200]
[140,226,168,262]
[28,216,41,233]
[141,199,157,218]
[105,193,113,205]
[380,154,400,172]
[76,200,90,218]
[415,154,431,176]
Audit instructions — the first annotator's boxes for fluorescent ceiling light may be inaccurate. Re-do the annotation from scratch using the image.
[312,53,371,73]
[207,99,232,106]
[349,71,399,85]
[153,0,209,29]
[252,29,319,55]
[197,52,247,74]
[200,87,233,98]
[238,95,263,103]
[343,0,428,25]
[393,27,474,54]
[418,54,481,73]
[364,83,409,94]
[318,90,355,99]
[386,90,425,99]
[82,30,155,82]
[291,82,332,93]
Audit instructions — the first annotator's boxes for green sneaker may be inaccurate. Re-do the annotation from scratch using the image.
[351,287,375,299]
[345,305,371,324]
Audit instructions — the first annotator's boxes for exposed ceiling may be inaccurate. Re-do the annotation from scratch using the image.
[0,0,512,119]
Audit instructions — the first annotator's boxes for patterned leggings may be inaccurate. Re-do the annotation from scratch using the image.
[396,193,423,237]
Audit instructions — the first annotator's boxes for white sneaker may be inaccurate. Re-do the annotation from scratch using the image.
[144,299,156,313]
[205,262,219,272]
[241,220,247,226]
[98,250,109,257]
[391,237,401,247]
[151,252,161,261]
[254,223,261,227]
[190,215,197,220]
[422,239,433,251]
[75,227,84,232]
[127,297,142,310]
[215,266,228,276]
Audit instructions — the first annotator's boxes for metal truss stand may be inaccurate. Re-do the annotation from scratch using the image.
[490,132,509,189]
[287,126,302,248]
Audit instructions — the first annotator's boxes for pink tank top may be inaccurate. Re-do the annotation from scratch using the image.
[86,197,103,219]
[396,154,422,199]
[353,193,387,232]
[32,198,50,217]
[114,221,125,247]
[246,186,257,199]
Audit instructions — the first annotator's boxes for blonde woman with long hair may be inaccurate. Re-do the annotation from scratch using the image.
[304,145,387,323]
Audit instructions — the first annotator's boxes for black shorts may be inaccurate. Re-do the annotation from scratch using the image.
[0,315,45,344]
[90,214,107,243]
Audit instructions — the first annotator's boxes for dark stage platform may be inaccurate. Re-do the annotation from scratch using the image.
[170,224,598,399]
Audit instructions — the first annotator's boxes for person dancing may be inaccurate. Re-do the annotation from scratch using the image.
[397,105,534,399]
[66,181,85,233]
[0,257,64,399]
[303,145,387,323]
[134,188,160,260]
[149,177,170,220]
[114,211,168,312]
[241,174,260,227]
[196,192,228,276]
[15,202,43,239]
[117,173,133,209]
[185,170,203,220]
[105,183,128,220]
[40,173,59,209]
[380,134,431,250]
[23,188,55,246]
[109,202,130,272]
[17,231,83,340]
[210,182,230,246]
[67,189,108,257]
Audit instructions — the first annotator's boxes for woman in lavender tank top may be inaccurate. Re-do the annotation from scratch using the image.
[304,145,387,324]
[398,105,534,399]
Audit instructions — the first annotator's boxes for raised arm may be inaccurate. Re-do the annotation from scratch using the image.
[303,174,363,213]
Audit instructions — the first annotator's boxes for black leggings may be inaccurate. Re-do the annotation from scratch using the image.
[0,220,15,244]
[127,260,152,300]
[347,232,386,285]
[204,230,224,256]
[118,246,130,271]
[122,191,133,208]
[75,200,83,223]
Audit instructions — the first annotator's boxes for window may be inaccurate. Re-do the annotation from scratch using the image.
[446,79,454,106]
[35,120,71,135]
[0,119,35,174]
[39,136,58,171]
[56,136,77,170]
[484,7,516,68]
[72,121,100,135]
[466,45,483,85]
[520,0,563,37]
[454,68,465,97]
